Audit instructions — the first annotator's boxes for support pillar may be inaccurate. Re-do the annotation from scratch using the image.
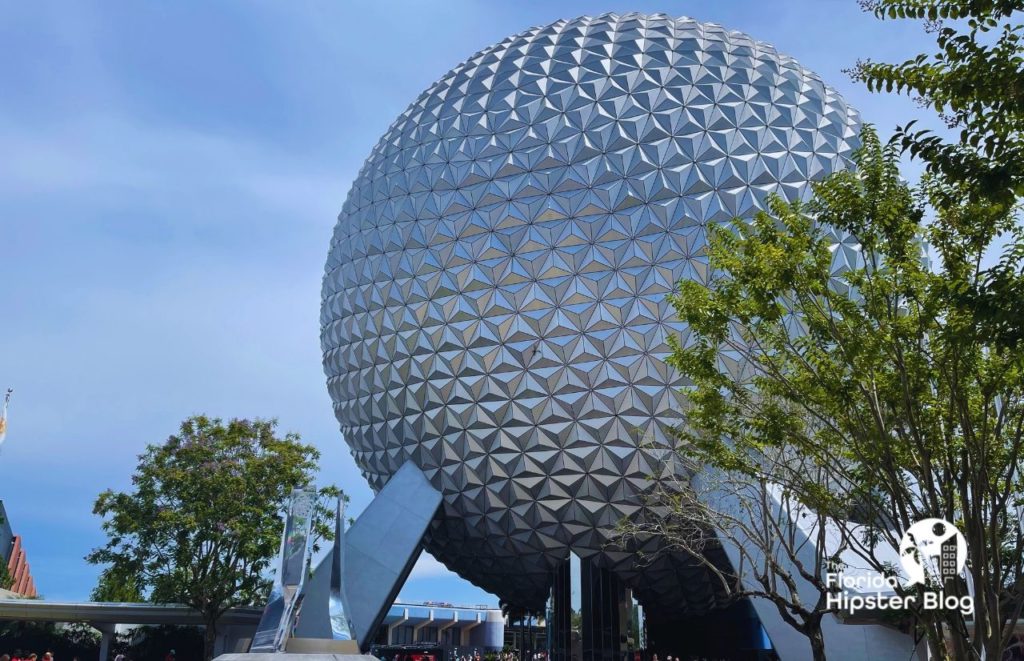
[438,611,457,648]
[388,607,409,644]
[214,624,234,657]
[460,613,481,646]
[548,553,631,661]
[546,558,572,661]
[91,623,116,661]
[342,462,443,651]
[413,609,435,642]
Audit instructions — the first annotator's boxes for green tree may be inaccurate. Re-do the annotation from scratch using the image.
[664,123,1024,658]
[854,0,1024,350]
[617,447,857,661]
[855,0,1024,204]
[0,557,14,592]
[87,415,335,661]
[91,563,144,602]
[0,621,100,660]
[118,624,205,661]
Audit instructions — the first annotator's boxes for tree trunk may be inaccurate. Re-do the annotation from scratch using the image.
[808,628,827,661]
[204,616,218,661]
[945,611,981,661]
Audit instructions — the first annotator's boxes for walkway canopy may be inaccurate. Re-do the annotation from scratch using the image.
[0,599,261,625]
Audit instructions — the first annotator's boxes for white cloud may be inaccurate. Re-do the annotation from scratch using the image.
[0,113,351,225]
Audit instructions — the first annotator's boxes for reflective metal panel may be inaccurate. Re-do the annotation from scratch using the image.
[342,461,443,649]
[329,495,352,641]
[322,11,861,613]
[251,488,317,652]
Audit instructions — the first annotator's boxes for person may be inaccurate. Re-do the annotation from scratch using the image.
[0,654,9,661]
[43,653,53,661]
[164,651,175,661]
[115,655,125,661]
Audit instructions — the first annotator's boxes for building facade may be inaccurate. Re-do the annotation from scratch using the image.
[0,502,36,597]
[373,602,504,653]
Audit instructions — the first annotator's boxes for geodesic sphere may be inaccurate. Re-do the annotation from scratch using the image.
[321,12,860,612]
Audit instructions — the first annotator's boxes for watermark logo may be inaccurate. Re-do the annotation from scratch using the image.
[898,518,967,588]
[825,517,973,616]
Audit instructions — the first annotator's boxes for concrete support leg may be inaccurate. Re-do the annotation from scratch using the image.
[214,624,244,656]
[215,625,228,657]
[91,623,116,661]
[460,615,480,646]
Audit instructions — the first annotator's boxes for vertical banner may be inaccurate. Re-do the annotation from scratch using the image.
[250,487,317,652]
[280,489,316,588]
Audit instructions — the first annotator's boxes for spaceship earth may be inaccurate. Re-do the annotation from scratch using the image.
[321,12,861,614]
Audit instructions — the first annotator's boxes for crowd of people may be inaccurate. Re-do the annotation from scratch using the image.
[651,654,741,661]
[449,651,739,661]
[0,653,57,661]
[451,652,737,661]
[0,649,178,661]
[452,650,550,661]
[113,651,176,661]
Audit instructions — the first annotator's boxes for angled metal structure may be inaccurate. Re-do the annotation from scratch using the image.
[250,488,317,653]
[328,495,352,641]
[341,461,443,649]
[285,496,352,644]
[321,10,861,617]
[690,472,921,659]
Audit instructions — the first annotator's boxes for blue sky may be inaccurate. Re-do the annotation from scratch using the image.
[0,1,940,604]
